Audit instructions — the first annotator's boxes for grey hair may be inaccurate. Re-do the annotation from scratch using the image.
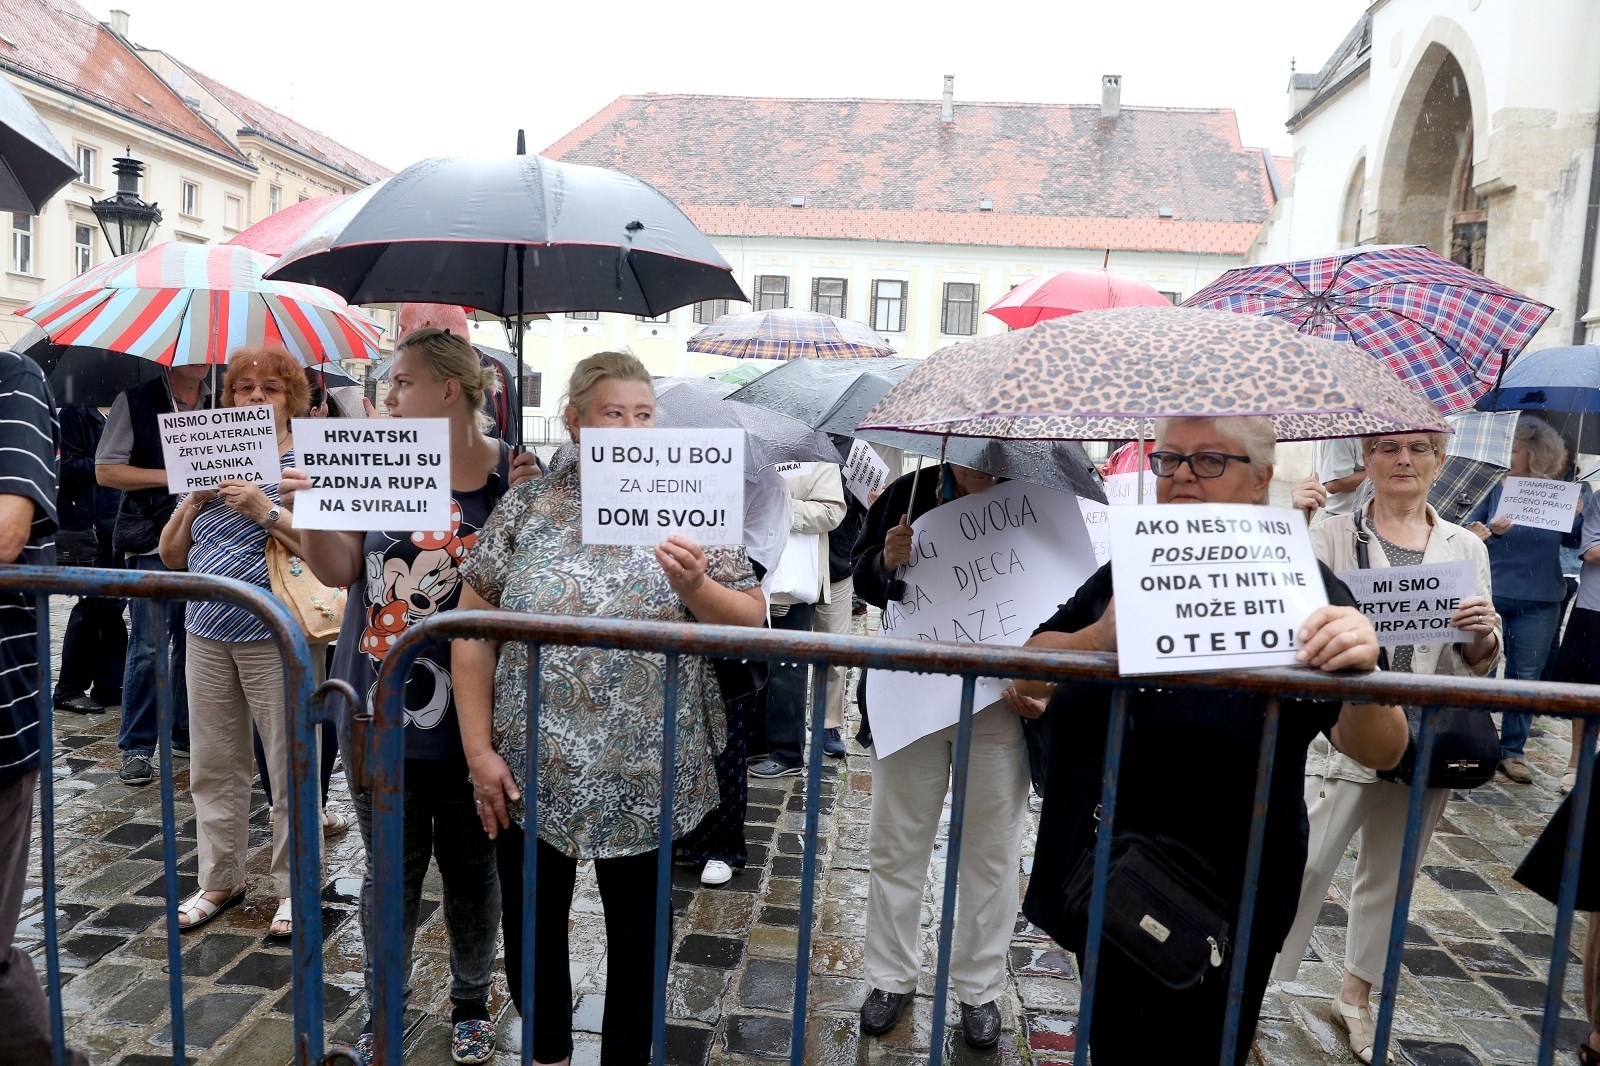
[1516,417,1569,480]
[1152,416,1277,468]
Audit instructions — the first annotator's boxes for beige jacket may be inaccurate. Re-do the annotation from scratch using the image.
[771,462,846,607]
[1306,502,1503,783]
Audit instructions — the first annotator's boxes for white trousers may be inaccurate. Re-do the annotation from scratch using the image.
[863,707,1029,1004]
[1272,774,1449,988]
[810,577,853,730]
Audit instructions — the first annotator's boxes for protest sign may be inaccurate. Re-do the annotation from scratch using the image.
[1336,560,1474,647]
[1076,496,1111,564]
[1109,503,1327,676]
[291,418,451,531]
[159,405,277,493]
[581,428,745,546]
[865,481,1098,758]
[1103,470,1157,506]
[774,461,808,479]
[1492,476,1581,532]
[842,438,891,505]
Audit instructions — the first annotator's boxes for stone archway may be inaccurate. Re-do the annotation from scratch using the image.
[1375,44,1479,261]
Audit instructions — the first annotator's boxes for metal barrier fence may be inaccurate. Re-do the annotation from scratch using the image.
[0,565,324,1066]
[369,610,1600,1066]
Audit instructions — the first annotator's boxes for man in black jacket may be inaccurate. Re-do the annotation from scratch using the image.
[96,366,210,785]
[52,405,125,712]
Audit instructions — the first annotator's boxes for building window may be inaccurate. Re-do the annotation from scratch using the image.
[73,223,93,274]
[179,180,199,218]
[941,282,978,335]
[298,194,310,203]
[224,195,242,231]
[268,184,282,214]
[1157,290,1181,305]
[753,275,789,311]
[693,299,729,324]
[635,312,670,323]
[872,280,906,333]
[11,214,33,274]
[567,310,599,321]
[75,144,96,186]
[812,277,847,317]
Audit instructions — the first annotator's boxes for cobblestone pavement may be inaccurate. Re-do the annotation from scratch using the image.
[21,596,1592,1064]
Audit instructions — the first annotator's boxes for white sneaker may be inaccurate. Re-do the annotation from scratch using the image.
[700,860,734,886]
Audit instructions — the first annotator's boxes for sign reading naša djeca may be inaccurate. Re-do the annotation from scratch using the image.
[159,405,278,493]
[580,428,745,546]
[291,418,451,531]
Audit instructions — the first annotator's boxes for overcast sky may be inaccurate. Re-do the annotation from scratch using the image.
[93,1,1367,172]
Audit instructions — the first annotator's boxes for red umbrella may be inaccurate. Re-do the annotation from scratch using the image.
[984,269,1171,328]
[224,194,350,257]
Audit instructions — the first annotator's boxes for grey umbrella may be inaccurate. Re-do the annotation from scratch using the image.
[726,356,917,428]
[0,77,77,214]
[653,377,841,477]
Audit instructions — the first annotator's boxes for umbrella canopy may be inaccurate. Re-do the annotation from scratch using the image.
[984,269,1171,329]
[265,155,747,318]
[13,326,164,407]
[223,194,350,257]
[687,308,896,361]
[857,305,1449,443]
[653,377,841,477]
[1479,345,1600,413]
[709,362,771,386]
[1184,244,1552,414]
[727,356,917,428]
[17,242,383,367]
[0,76,77,214]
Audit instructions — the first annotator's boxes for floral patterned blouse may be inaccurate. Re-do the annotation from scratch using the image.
[459,454,758,859]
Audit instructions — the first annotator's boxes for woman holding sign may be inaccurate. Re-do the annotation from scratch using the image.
[279,327,507,1063]
[1464,417,1579,784]
[1280,431,1501,1064]
[157,346,312,941]
[452,351,765,1066]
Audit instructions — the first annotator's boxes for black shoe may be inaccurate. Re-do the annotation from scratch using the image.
[859,988,909,1036]
[54,694,104,714]
[823,728,847,758]
[119,752,153,786]
[748,757,801,779]
[959,1000,1001,1048]
[88,689,122,707]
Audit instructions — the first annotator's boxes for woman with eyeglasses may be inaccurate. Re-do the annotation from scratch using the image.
[1276,432,1501,1063]
[158,346,315,941]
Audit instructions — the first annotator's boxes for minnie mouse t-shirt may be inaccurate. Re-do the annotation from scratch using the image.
[330,453,507,766]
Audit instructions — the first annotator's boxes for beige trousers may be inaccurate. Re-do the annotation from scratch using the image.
[188,635,311,898]
[811,577,853,730]
[863,706,1029,1004]
[1272,775,1449,988]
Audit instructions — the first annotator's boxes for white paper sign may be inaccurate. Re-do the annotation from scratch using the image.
[773,461,809,479]
[1336,560,1474,647]
[1493,476,1581,532]
[843,438,892,506]
[865,482,1099,758]
[1109,504,1328,676]
[581,428,745,545]
[290,418,452,531]
[1103,470,1157,506]
[1076,496,1111,564]
[159,405,277,493]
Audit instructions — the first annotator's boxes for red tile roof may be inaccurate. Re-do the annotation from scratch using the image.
[177,62,392,185]
[0,0,244,164]
[545,94,1279,255]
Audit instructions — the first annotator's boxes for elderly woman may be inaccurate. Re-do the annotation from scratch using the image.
[1013,416,1407,1066]
[1465,417,1581,783]
[452,351,764,1066]
[158,347,311,940]
[1277,432,1501,1063]
[281,328,506,1064]
[851,462,1031,1050]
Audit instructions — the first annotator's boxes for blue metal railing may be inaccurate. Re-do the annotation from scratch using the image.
[368,610,1600,1066]
[0,565,321,1066]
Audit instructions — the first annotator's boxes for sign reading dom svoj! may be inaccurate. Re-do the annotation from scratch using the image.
[290,418,452,531]
[580,428,745,546]
[1108,504,1327,676]
[864,481,1099,757]
[1336,560,1474,648]
[159,405,278,493]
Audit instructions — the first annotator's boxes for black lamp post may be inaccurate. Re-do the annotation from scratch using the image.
[90,155,162,256]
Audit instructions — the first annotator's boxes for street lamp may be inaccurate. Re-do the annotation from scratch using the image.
[90,155,162,256]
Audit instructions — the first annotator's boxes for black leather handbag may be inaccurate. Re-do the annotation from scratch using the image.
[54,529,100,567]
[1062,832,1232,990]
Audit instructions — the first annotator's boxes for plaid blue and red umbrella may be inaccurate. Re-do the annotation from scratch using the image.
[688,308,895,361]
[1184,244,1552,414]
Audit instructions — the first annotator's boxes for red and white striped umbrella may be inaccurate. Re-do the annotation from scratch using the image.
[15,242,382,367]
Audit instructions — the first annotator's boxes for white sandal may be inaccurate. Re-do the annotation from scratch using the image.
[177,886,244,931]
[267,897,292,941]
[1562,770,1578,794]
[1331,999,1392,1064]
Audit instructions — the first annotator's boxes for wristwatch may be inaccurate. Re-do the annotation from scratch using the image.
[263,506,281,528]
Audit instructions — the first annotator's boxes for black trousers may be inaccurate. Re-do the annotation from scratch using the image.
[496,823,668,1065]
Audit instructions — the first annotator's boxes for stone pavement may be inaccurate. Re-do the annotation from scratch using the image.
[20,595,1593,1064]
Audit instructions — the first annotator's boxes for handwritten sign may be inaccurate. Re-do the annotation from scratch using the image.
[1493,476,1581,532]
[1109,503,1327,676]
[865,481,1098,757]
[291,418,451,531]
[1076,496,1111,564]
[1103,470,1157,506]
[159,405,277,493]
[1336,560,1474,647]
[842,438,892,506]
[581,428,745,546]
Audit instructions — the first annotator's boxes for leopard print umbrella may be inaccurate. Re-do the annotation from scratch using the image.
[857,306,1448,442]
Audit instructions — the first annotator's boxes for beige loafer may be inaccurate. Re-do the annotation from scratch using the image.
[1331,999,1393,1065]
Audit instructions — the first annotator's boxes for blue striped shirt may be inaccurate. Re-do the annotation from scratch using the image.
[184,449,292,643]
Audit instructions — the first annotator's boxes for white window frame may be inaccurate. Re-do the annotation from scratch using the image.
[871,279,906,333]
[74,144,96,187]
[693,299,729,325]
[180,179,200,219]
[11,214,34,275]
[223,195,242,232]
[73,222,93,274]
[268,183,282,214]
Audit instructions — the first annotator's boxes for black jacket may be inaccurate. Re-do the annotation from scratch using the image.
[850,464,949,608]
[58,406,119,533]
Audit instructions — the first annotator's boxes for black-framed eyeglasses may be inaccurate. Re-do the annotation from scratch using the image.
[1148,451,1252,478]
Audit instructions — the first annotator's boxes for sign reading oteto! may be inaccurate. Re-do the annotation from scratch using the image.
[580,428,745,546]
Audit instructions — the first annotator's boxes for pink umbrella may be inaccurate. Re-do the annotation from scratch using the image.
[224,194,350,257]
[984,269,1171,329]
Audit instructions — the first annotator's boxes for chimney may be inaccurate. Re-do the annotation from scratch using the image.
[941,75,954,124]
[1101,74,1121,120]
[108,9,130,37]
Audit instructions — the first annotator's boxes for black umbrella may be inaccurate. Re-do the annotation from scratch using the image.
[653,377,841,477]
[14,328,163,407]
[726,356,917,428]
[0,77,77,214]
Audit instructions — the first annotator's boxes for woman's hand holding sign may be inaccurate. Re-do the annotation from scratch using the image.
[1449,593,1500,666]
[1295,605,1381,672]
